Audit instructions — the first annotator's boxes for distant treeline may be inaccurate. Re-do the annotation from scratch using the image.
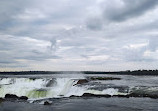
[83,70,158,75]
[0,70,158,75]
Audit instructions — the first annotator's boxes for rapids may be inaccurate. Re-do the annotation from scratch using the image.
[0,74,158,102]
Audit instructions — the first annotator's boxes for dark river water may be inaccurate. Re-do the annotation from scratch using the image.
[0,98,158,111]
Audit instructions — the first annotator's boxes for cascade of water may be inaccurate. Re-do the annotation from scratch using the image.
[0,77,132,100]
[0,78,86,99]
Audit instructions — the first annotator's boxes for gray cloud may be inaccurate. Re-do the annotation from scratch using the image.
[0,35,60,67]
[0,0,32,28]
[86,17,103,30]
[148,37,158,51]
[1,0,158,71]
[103,0,158,22]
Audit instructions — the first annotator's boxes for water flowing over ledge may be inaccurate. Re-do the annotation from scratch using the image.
[0,74,158,104]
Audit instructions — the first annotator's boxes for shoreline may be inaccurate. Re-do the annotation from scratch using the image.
[0,70,158,76]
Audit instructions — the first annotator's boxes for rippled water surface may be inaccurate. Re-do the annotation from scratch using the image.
[0,98,158,111]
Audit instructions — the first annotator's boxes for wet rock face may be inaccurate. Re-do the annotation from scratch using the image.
[29,78,36,81]
[82,93,96,97]
[5,94,19,100]
[19,96,28,100]
[82,93,158,99]
[73,79,88,86]
[0,98,5,103]
[128,93,158,99]
[46,79,57,87]
[82,93,111,98]
[4,94,28,100]
[90,77,121,81]
[44,101,52,105]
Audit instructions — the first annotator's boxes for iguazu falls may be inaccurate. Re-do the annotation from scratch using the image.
[1,0,158,110]
[0,72,158,110]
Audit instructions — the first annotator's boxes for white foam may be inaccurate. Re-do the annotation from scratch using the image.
[0,77,122,100]
[85,88,118,96]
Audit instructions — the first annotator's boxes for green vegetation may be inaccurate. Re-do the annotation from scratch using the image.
[0,70,158,75]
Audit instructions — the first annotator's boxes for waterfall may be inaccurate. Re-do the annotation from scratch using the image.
[0,78,85,99]
[0,77,129,100]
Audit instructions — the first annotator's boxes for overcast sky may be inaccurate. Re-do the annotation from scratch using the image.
[0,0,158,71]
